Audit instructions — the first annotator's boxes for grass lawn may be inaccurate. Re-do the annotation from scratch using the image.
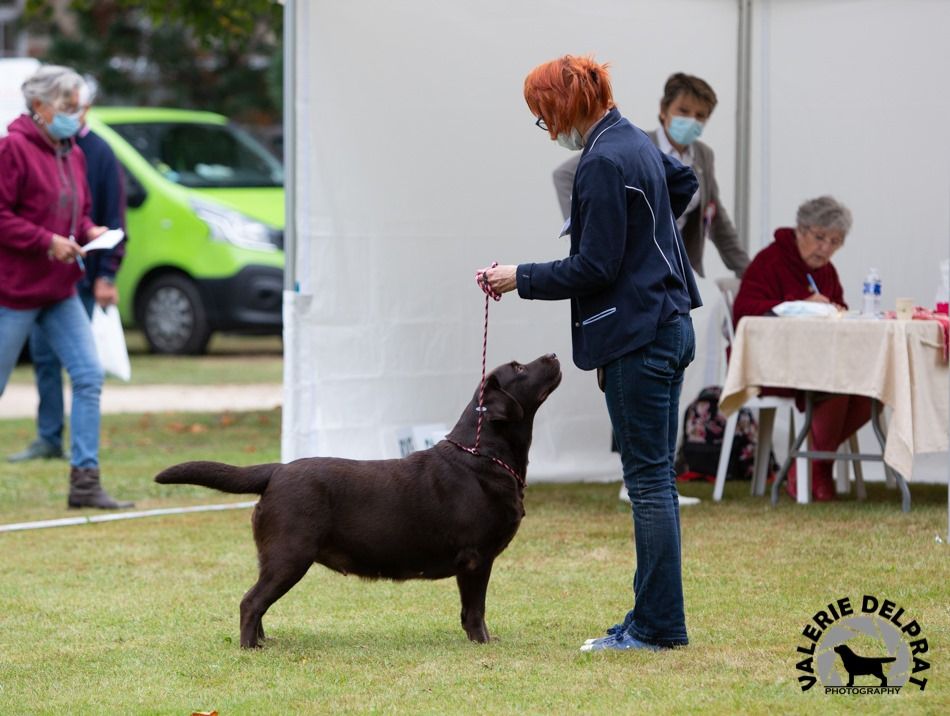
[0,410,947,714]
[7,332,283,386]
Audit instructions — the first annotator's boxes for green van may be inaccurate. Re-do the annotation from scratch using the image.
[86,107,284,354]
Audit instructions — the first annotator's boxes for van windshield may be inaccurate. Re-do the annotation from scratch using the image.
[108,121,283,188]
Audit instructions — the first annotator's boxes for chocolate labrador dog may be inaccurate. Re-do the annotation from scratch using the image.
[155,354,561,648]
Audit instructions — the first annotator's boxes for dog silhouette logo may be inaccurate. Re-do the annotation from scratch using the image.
[833,644,896,686]
[794,594,931,695]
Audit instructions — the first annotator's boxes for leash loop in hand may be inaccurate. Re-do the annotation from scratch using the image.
[475,261,503,302]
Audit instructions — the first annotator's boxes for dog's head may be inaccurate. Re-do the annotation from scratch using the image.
[448,354,561,457]
[479,354,562,423]
[446,354,561,481]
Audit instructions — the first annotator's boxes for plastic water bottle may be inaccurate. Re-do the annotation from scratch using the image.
[862,268,881,317]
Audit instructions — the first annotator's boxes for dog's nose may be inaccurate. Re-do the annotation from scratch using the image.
[544,353,557,360]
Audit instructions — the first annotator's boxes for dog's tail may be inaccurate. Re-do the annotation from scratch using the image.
[155,461,279,495]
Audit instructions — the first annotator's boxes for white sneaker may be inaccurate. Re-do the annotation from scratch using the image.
[618,483,701,506]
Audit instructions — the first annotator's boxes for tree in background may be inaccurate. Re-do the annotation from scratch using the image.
[22,0,282,127]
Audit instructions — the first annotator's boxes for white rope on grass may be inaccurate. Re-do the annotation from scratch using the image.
[0,501,257,534]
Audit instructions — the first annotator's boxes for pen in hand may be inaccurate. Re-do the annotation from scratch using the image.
[806,274,819,295]
[69,235,86,273]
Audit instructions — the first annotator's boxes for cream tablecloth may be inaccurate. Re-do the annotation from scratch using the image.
[719,316,949,480]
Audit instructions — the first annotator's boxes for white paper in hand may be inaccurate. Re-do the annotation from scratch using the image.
[83,228,125,252]
[90,305,132,381]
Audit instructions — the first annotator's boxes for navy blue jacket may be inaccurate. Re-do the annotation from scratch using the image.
[516,108,702,370]
[76,128,125,290]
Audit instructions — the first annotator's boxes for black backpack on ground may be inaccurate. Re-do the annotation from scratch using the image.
[675,385,764,480]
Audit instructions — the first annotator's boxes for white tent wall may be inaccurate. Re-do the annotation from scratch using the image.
[283,0,740,480]
[749,0,950,300]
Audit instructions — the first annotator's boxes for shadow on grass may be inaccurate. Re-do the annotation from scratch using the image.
[260,625,468,653]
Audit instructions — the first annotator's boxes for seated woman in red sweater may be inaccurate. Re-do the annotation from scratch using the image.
[732,195,871,501]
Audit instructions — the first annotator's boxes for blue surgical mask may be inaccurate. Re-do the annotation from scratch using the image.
[556,127,584,151]
[667,116,704,146]
[48,112,81,140]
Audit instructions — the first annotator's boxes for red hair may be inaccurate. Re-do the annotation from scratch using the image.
[523,55,614,137]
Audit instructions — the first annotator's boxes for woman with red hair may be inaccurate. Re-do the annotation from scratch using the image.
[478,55,701,652]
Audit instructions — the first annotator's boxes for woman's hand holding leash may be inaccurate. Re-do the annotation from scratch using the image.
[475,264,517,299]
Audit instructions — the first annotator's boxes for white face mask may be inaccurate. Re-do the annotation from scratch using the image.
[556,127,584,151]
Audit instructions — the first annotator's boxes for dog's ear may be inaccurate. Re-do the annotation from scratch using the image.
[481,375,525,422]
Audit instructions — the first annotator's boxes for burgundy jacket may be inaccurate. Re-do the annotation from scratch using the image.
[733,227,846,325]
[732,227,847,402]
[0,114,95,310]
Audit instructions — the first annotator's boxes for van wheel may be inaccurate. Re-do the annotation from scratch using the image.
[139,274,211,354]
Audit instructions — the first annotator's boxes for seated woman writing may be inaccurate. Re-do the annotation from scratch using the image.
[732,195,871,501]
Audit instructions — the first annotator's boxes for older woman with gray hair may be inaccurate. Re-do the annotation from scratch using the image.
[0,64,133,509]
[732,195,871,501]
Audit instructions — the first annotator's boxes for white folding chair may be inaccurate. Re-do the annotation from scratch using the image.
[711,279,806,501]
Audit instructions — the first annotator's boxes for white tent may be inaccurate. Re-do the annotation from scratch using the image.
[280,1,949,509]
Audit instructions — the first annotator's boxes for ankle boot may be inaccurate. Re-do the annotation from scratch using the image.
[68,466,135,509]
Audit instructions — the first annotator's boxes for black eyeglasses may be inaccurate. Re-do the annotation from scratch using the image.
[535,115,548,131]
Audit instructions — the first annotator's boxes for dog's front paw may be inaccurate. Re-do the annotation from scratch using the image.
[240,629,265,649]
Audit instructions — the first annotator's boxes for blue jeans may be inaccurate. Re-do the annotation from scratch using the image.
[0,294,103,468]
[603,313,695,647]
[29,286,95,451]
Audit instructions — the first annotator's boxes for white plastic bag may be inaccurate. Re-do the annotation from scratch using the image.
[90,304,132,381]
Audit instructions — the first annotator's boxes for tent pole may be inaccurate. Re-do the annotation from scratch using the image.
[283,0,297,292]
[734,0,753,251]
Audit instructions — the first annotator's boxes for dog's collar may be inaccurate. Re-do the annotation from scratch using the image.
[445,437,525,490]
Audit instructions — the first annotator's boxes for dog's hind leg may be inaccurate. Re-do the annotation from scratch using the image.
[456,559,493,643]
[239,551,312,648]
